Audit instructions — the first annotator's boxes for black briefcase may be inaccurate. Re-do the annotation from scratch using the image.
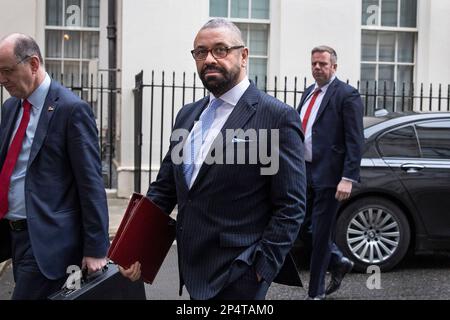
[48,263,146,300]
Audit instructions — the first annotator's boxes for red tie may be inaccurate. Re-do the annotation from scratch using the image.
[0,100,32,220]
[302,88,321,132]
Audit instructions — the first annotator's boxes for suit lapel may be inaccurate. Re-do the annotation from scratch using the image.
[298,86,314,112]
[190,84,258,191]
[0,100,21,167]
[27,81,59,168]
[313,78,339,125]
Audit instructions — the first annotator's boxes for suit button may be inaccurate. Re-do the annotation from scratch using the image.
[179,226,183,231]
[312,130,317,135]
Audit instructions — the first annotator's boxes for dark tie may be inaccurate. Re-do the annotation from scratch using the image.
[0,100,32,219]
[183,98,223,186]
[302,89,321,132]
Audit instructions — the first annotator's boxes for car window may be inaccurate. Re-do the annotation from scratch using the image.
[415,120,450,160]
[377,125,420,158]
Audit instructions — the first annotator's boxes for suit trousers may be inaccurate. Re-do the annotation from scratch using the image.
[299,163,343,297]
[189,264,270,300]
[10,228,66,300]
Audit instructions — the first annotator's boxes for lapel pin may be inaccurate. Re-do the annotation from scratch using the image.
[48,106,55,112]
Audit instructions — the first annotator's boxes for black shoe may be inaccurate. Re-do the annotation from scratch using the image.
[325,257,354,295]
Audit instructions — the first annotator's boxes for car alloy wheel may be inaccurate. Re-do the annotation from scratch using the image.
[337,197,410,272]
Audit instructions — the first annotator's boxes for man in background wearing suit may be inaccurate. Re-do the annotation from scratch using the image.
[297,46,364,299]
[121,18,306,300]
[0,34,109,299]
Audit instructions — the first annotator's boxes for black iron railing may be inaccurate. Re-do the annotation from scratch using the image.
[132,70,449,192]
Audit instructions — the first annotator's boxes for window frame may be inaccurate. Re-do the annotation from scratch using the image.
[360,0,418,109]
[209,0,270,87]
[360,29,417,84]
[45,0,100,86]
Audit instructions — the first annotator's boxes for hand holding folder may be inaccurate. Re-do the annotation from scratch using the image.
[108,193,176,283]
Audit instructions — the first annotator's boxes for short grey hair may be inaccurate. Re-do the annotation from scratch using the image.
[312,45,337,65]
[200,18,245,46]
[13,34,44,64]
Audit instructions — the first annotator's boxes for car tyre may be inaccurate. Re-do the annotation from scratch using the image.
[336,197,410,272]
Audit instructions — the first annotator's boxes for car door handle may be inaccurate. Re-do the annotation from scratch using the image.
[400,164,425,173]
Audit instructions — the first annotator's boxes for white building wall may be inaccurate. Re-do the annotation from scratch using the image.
[0,0,38,40]
[0,0,43,101]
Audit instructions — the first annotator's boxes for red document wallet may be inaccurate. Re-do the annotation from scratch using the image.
[108,193,176,283]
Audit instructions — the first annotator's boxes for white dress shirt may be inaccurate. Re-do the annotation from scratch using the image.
[6,73,51,220]
[184,77,250,188]
[300,75,335,163]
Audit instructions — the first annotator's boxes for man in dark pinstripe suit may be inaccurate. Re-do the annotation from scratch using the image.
[121,18,306,300]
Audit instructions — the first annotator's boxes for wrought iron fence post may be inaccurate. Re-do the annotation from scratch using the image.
[149,71,155,184]
[392,81,396,112]
[294,77,298,108]
[448,84,450,111]
[160,71,165,164]
[100,74,104,161]
[193,73,197,102]
[438,84,442,111]
[429,83,433,111]
[409,81,414,111]
[420,83,424,111]
[133,70,144,193]
[274,76,278,98]
[401,82,405,112]
[171,72,176,129]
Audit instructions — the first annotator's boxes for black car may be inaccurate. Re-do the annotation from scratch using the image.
[335,111,450,271]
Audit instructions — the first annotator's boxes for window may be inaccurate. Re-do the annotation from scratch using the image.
[377,125,420,158]
[361,0,417,110]
[45,0,100,87]
[209,0,270,89]
[415,120,450,160]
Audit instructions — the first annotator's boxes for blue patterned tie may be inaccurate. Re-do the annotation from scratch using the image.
[183,98,223,186]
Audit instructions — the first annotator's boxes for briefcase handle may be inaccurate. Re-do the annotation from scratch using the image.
[81,263,110,284]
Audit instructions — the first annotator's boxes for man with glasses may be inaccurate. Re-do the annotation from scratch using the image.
[0,33,109,299]
[120,18,306,300]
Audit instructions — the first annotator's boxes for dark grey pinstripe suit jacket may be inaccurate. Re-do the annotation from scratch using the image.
[147,83,306,299]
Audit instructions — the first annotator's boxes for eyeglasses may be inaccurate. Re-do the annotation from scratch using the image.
[191,46,244,61]
[0,55,31,77]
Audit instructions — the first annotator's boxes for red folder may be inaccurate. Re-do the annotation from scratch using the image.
[108,193,176,284]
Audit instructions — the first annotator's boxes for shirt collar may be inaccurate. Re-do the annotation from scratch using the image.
[210,77,250,106]
[23,73,51,110]
[314,74,336,92]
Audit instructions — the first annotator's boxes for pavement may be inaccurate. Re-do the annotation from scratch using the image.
[0,193,158,300]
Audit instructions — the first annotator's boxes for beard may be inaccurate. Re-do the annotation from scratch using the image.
[199,64,241,97]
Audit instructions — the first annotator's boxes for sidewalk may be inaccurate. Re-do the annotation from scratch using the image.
[0,194,142,299]
[107,196,132,238]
